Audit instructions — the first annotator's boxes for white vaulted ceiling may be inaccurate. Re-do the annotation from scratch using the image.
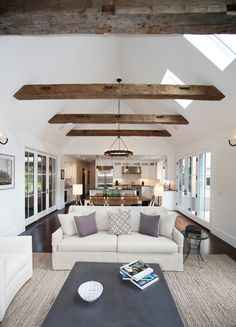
[0,34,236,152]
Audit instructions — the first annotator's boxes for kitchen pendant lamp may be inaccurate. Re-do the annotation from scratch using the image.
[104,79,133,157]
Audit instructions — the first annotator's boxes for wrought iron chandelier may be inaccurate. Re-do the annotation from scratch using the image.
[104,79,133,157]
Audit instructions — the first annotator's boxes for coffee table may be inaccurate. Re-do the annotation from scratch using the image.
[42,262,184,327]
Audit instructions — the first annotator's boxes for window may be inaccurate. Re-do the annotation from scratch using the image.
[184,34,236,71]
[161,69,193,109]
[177,151,211,222]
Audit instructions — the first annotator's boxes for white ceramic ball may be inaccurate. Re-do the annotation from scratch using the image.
[78,281,103,302]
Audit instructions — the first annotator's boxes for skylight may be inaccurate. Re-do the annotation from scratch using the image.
[161,69,193,109]
[184,34,236,71]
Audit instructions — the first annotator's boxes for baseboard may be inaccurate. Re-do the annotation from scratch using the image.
[211,227,236,249]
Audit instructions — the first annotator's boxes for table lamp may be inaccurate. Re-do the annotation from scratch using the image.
[73,184,83,205]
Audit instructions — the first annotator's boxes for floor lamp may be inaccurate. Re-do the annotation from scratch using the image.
[154,184,164,206]
[73,184,83,205]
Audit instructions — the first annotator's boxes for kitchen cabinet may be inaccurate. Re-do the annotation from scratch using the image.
[149,162,157,179]
[113,162,122,179]
[141,162,150,179]
[96,159,113,167]
[157,160,164,180]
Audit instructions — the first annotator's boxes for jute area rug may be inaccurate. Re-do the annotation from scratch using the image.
[2,254,236,327]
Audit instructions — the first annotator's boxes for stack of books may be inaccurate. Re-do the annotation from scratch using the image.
[120,260,159,290]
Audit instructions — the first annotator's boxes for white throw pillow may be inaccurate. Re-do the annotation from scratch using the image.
[107,209,132,235]
[58,213,77,236]
[159,214,176,238]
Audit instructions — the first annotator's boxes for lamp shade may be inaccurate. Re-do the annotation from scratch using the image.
[154,184,164,197]
[73,184,83,195]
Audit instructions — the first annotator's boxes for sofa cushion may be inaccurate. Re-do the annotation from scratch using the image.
[58,213,77,236]
[118,232,178,253]
[68,206,170,233]
[159,214,176,239]
[58,208,96,236]
[68,206,109,231]
[130,207,168,232]
[139,212,160,237]
[0,253,29,287]
[108,209,132,235]
[57,231,117,252]
[74,212,98,237]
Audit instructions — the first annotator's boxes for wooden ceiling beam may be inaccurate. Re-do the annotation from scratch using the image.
[14,84,225,101]
[48,114,188,125]
[66,129,171,137]
[1,1,236,35]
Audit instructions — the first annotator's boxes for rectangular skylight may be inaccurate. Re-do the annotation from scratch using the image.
[184,34,236,71]
[161,69,193,109]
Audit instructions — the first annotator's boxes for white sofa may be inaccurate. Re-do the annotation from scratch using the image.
[0,236,33,322]
[52,206,184,272]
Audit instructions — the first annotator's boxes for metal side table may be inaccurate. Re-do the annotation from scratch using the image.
[183,231,209,268]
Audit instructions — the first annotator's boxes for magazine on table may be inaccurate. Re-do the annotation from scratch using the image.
[120,260,154,281]
[120,270,159,290]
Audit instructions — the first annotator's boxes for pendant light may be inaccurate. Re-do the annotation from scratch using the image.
[104,78,133,157]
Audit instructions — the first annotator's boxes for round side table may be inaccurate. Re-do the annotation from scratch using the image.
[183,231,209,268]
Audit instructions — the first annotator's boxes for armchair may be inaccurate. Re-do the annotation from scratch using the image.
[0,236,33,322]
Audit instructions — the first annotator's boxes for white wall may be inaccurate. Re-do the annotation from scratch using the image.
[176,127,236,248]
[0,125,61,236]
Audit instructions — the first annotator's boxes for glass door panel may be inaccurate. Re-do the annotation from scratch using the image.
[37,154,47,217]
[205,152,211,221]
[187,156,197,214]
[197,152,211,221]
[25,151,35,223]
[48,157,56,211]
[177,158,187,209]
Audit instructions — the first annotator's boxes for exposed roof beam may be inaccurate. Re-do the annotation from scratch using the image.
[49,114,189,125]
[66,129,171,137]
[14,84,225,101]
[1,1,236,35]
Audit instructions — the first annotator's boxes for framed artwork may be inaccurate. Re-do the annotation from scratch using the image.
[61,169,65,180]
[0,153,15,190]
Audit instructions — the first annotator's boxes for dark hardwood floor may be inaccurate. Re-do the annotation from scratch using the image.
[21,207,236,261]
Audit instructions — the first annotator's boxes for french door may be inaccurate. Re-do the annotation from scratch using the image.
[177,151,211,223]
[25,150,56,226]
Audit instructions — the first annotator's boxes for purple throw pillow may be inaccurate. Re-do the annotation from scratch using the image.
[74,212,98,237]
[139,212,160,237]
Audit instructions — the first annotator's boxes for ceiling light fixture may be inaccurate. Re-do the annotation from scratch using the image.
[229,136,236,147]
[0,130,8,145]
[104,78,133,157]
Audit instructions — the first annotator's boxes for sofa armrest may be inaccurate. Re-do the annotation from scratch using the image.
[52,228,63,252]
[172,228,184,253]
[0,260,6,321]
[0,236,32,254]
[68,205,81,213]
